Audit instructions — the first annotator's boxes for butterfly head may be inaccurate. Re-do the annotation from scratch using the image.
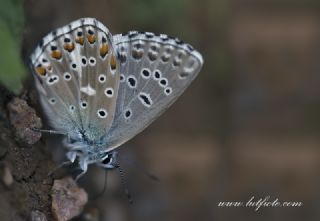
[97,151,118,169]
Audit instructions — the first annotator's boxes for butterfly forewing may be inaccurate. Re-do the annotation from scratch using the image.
[30,18,120,141]
[103,32,203,150]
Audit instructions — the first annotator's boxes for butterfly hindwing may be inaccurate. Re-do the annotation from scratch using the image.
[30,18,120,141]
[102,31,203,150]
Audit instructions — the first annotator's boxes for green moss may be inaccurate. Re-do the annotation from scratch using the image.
[0,0,25,91]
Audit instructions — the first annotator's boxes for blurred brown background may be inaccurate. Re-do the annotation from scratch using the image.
[2,0,320,220]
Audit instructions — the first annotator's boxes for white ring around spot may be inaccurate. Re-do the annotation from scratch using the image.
[97,108,108,118]
[98,74,106,83]
[63,72,72,81]
[104,87,114,98]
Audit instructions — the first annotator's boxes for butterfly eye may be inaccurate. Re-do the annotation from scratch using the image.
[102,156,111,164]
[102,153,115,165]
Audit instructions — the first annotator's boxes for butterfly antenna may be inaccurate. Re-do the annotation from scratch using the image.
[115,164,133,204]
[121,155,160,182]
[140,167,159,182]
[90,169,108,200]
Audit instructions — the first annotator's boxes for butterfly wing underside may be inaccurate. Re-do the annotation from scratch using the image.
[103,31,203,151]
[30,18,120,141]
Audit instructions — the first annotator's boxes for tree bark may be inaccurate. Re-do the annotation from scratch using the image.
[0,84,54,220]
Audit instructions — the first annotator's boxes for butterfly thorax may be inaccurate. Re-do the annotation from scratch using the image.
[65,136,108,153]
[64,138,118,172]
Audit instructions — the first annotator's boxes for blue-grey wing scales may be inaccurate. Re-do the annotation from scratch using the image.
[102,31,203,151]
[30,18,120,142]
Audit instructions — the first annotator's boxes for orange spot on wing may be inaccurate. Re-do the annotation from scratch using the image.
[110,55,117,70]
[87,35,96,44]
[100,44,109,58]
[63,43,75,52]
[51,50,62,60]
[76,37,84,45]
[35,66,47,76]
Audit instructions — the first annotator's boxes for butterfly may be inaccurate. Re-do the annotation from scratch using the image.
[30,18,203,180]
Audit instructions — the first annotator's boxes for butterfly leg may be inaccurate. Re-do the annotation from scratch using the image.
[48,151,77,177]
[65,142,89,151]
[75,157,88,181]
[66,151,77,162]
[48,161,72,177]
[48,151,77,176]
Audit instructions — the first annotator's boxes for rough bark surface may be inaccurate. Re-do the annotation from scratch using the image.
[0,86,55,220]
